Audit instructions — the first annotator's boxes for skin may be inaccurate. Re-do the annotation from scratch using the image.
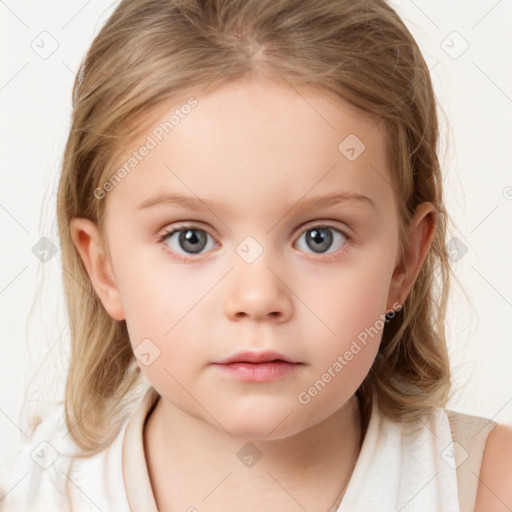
[70,75,438,511]
[475,424,512,511]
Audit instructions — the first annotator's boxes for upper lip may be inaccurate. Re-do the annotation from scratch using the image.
[213,350,299,364]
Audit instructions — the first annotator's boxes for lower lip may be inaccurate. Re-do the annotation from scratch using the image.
[213,361,301,382]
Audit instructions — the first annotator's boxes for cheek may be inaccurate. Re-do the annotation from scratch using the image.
[294,270,392,418]
[116,267,207,399]
[295,242,397,374]
[304,252,395,337]
[112,250,216,375]
[111,240,185,332]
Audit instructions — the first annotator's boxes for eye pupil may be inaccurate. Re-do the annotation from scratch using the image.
[179,229,207,253]
[306,228,333,253]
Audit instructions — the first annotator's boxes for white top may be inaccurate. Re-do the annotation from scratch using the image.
[0,387,461,511]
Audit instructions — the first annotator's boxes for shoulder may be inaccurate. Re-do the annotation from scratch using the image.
[0,404,129,511]
[0,406,75,510]
[474,422,512,512]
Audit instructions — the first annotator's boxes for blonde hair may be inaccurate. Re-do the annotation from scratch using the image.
[57,0,453,456]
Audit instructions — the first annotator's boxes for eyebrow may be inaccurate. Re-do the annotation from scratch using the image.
[136,191,376,214]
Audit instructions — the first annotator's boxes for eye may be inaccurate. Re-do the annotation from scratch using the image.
[159,225,217,256]
[158,223,349,260]
[295,225,348,255]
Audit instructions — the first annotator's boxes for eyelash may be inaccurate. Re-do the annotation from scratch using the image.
[157,222,352,262]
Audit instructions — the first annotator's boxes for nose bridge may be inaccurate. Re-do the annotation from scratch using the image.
[223,234,293,321]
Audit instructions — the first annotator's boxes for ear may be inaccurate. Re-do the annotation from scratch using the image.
[69,218,125,321]
[387,202,437,309]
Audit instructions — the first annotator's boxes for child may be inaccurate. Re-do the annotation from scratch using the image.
[1,0,511,510]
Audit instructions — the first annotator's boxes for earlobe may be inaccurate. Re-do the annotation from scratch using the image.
[69,218,125,321]
[387,202,437,309]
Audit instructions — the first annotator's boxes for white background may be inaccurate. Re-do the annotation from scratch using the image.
[1,0,511,463]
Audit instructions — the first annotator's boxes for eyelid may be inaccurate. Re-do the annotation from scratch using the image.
[293,220,351,240]
[159,222,219,244]
[158,220,351,243]
[159,221,216,238]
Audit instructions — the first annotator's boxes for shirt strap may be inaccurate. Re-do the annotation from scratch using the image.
[446,409,497,512]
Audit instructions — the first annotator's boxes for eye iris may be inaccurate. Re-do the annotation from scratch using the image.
[306,228,333,253]
[179,229,207,253]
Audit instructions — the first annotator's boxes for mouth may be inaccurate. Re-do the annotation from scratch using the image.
[213,350,299,365]
[212,351,303,382]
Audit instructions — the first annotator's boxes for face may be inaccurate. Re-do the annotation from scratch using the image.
[87,77,406,439]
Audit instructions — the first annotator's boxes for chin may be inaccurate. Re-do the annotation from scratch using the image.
[218,408,309,441]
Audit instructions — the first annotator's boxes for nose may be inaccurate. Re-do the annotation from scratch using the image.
[223,252,293,323]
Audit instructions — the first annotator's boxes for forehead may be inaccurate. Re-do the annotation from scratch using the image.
[105,77,394,217]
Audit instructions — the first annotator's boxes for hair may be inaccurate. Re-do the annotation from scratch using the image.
[56,0,454,457]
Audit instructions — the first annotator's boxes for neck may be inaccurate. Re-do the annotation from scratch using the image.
[144,394,363,512]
